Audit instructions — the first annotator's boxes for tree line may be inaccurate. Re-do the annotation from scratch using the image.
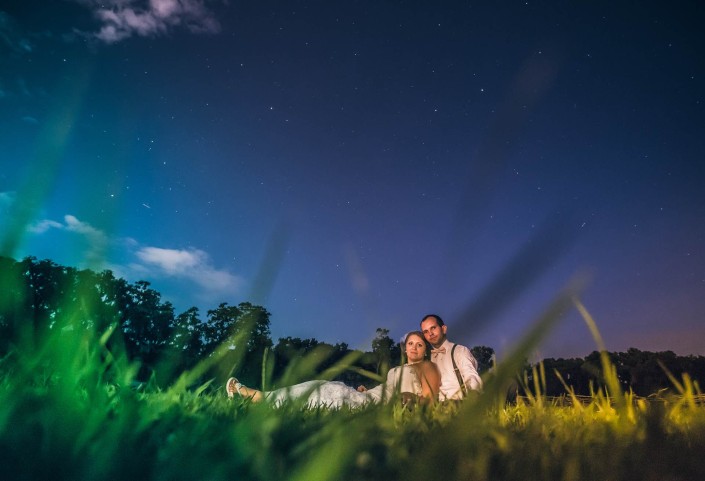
[523,349,705,397]
[0,256,494,388]
[1,256,702,395]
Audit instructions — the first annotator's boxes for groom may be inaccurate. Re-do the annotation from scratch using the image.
[420,314,482,401]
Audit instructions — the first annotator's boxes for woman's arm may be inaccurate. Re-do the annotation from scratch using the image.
[417,361,441,401]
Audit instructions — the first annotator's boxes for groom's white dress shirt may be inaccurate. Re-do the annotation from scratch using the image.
[431,339,482,401]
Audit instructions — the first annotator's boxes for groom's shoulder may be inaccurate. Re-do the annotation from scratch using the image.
[447,339,466,349]
[449,341,473,354]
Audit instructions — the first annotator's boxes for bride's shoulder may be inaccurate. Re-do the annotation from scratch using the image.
[418,360,441,375]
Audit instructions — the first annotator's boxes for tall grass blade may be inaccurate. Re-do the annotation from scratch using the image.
[574,297,626,410]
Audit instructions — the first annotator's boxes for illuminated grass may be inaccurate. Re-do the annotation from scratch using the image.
[1,299,704,481]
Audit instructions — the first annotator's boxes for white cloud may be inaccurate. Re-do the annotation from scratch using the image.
[64,214,107,238]
[136,246,205,274]
[0,191,15,208]
[136,245,243,293]
[26,214,108,264]
[25,213,243,304]
[27,214,106,238]
[27,219,64,234]
[75,0,222,44]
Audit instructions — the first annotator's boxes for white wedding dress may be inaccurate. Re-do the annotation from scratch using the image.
[262,364,423,408]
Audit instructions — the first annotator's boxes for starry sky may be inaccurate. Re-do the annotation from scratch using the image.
[1,0,704,359]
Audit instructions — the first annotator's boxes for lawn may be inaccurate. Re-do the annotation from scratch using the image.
[1,316,704,481]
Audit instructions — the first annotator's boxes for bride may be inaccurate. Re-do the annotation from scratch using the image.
[226,331,440,408]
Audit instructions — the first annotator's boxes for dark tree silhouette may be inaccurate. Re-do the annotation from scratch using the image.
[271,336,321,380]
[5,255,705,396]
[119,280,175,373]
[205,302,273,387]
[521,348,705,397]
[371,328,402,375]
[168,306,206,372]
[470,345,495,374]
[0,255,29,351]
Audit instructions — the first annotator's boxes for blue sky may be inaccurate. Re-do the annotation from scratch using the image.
[1,0,704,358]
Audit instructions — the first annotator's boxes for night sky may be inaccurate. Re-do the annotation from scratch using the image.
[1,0,703,359]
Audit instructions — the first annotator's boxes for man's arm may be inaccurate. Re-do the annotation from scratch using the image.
[455,344,483,392]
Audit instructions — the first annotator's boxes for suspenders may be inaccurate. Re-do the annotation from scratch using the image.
[450,344,468,398]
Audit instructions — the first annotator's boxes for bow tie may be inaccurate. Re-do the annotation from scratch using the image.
[431,347,446,357]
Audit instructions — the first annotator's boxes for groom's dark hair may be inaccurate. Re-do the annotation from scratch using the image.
[420,314,445,327]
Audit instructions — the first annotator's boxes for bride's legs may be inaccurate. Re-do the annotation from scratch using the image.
[226,377,264,402]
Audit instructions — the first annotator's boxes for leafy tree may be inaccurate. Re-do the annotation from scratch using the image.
[320,341,368,387]
[203,302,242,353]
[237,302,273,353]
[273,336,320,358]
[371,328,401,375]
[271,336,320,380]
[205,302,273,387]
[470,345,495,374]
[533,357,590,396]
[119,280,175,374]
[1,257,102,349]
[168,306,206,372]
[615,348,689,396]
[0,256,28,352]
[74,268,121,333]
[21,257,70,344]
[234,302,273,387]
[522,348,705,397]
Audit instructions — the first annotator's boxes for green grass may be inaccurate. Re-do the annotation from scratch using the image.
[2,304,704,481]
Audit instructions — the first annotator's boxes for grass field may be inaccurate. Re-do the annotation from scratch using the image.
[2,305,704,481]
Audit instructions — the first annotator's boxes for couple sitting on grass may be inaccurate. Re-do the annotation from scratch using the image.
[226,314,483,408]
